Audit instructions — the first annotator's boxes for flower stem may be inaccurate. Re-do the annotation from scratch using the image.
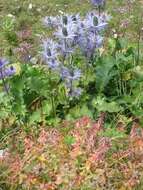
[0,69,9,95]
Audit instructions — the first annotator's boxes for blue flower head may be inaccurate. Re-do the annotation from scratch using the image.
[54,24,77,41]
[60,66,82,98]
[60,66,81,81]
[42,39,58,60]
[42,39,60,70]
[0,58,9,69]
[58,40,74,58]
[84,12,108,33]
[43,16,58,28]
[47,58,59,70]
[91,0,105,6]
[0,58,15,79]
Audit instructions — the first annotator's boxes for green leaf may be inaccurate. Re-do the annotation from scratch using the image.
[92,97,122,113]
[108,38,116,51]
[64,135,75,146]
[101,127,126,139]
[95,56,116,92]
[66,104,93,120]
[29,110,42,124]
[42,100,52,116]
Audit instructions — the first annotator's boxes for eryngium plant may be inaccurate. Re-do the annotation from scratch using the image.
[42,5,109,98]
[0,58,15,94]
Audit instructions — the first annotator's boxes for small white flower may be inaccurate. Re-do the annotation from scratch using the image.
[114,33,118,39]
[28,3,33,10]
[7,14,15,18]
[37,8,41,12]
[59,10,64,15]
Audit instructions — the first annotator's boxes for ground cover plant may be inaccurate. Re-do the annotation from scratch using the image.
[0,0,143,189]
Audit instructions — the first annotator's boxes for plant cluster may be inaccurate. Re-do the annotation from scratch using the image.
[0,0,110,124]
[0,0,143,189]
[42,6,109,98]
[1,116,143,190]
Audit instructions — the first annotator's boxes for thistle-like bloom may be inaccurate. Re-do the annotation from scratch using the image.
[42,39,60,70]
[43,14,81,58]
[77,11,108,59]
[47,58,59,70]
[58,40,74,58]
[60,66,82,98]
[42,39,58,60]
[58,14,80,27]
[54,24,77,41]
[54,14,79,42]
[78,32,103,59]
[84,12,108,33]
[43,16,58,28]
[0,58,9,69]
[0,58,15,79]
[54,22,78,58]
[60,66,81,81]
[43,14,80,29]
[96,35,103,48]
[90,0,105,6]
[0,66,16,79]
[68,87,82,98]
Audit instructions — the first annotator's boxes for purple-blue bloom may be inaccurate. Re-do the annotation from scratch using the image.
[57,14,80,27]
[69,87,82,98]
[90,0,105,6]
[0,58,15,79]
[0,58,9,69]
[47,58,59,70]
[45,64,80,98]
[60,66,81,81]
[42,39,58,60]
[84,12,108,33]
[78,32,102,59]
[43,16,58,28]
[58,40,74,58]
[54,14,79,51]
[54,24,77,41]
[54,16,79,58]
[60,66,70,80]
[60,66,82,97]
[42,39,60,70]
[1,66,16,79]
[96,35,103,48]
[43,14,81,29]
[76,11,109,59]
